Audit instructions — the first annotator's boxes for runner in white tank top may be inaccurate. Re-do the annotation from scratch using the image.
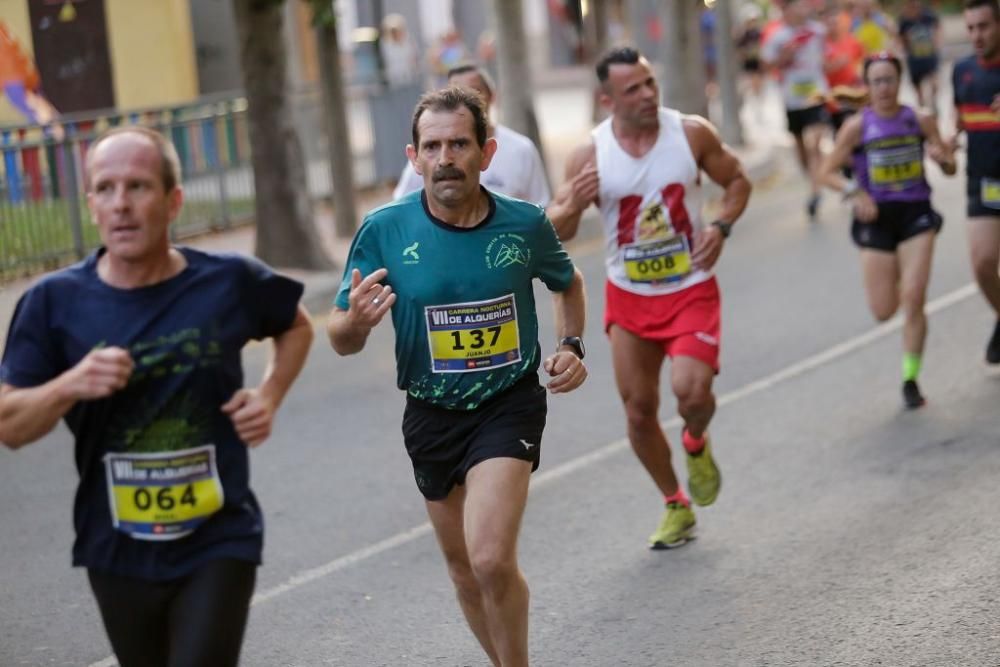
[592,107,711,296]
[549,47,752,550]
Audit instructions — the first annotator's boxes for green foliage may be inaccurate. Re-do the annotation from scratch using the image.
[307,0,336,27]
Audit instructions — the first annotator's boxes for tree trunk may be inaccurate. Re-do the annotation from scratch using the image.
[661,0,708,117]
[315,19,359,238]
[489,0,547,176]
[713,0,743,146]
[588,0,610,60]
[588,0,611,123]
[232,0,332,269]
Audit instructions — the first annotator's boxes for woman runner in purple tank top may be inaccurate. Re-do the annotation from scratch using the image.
[820,52,956,409]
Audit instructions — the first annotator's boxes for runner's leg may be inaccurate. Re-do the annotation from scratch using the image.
[609,324,680,497]
[670,355,716,440]
[859,248,900,322]
[166,559,256,667]
[896,230,936,358]
[802,122,826,198]
[463,457,533,667]
[87,569,171,667]
[425,485,500,666]
[793,131,810,173]
[968,216,1000,316]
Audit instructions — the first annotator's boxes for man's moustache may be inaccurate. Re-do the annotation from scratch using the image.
[433,169,465,181]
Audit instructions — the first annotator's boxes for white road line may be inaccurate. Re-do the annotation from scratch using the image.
[86,281,978,667]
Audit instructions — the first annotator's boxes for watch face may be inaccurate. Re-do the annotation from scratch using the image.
[561,336,585,359]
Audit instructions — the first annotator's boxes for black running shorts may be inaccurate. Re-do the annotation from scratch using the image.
[785,104,829,137]
[851,200,942,251]
[401,375,547,501]
[966,176,1000,218]
[907,56,939,87]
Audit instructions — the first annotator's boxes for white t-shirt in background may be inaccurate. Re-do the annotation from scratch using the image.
[761,21,829,110]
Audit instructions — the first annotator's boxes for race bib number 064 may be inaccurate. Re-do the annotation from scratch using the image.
[425,294,522,372]
[104,445,224,541]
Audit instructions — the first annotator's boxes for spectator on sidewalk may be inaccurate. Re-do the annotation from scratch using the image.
[427,28,469,88]
[380,13,421,88]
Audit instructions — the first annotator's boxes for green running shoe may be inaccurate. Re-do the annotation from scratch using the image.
[649,502,696,550]
[686,436,721,507]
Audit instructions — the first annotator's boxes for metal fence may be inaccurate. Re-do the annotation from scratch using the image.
[0,82,423,283]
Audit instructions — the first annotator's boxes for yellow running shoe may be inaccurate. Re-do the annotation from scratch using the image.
[686,436,721,507]
[649,502,696,550]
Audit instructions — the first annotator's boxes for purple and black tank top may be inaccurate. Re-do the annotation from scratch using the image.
[853,105,931,203]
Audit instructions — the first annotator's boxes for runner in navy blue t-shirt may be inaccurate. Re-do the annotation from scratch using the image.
[0,127,314,667]
[898,0,941,111]
[950,0,1000,363]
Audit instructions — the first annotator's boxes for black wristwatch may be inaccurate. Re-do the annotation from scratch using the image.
[711,220,733,239]
[559,336,586,360]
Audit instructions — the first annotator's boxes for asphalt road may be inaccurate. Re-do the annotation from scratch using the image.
[4,83,1000,666]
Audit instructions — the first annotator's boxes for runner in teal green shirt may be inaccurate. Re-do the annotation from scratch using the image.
[334,187,574,409]
[328,86,587,665]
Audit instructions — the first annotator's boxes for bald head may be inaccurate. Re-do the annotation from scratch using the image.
[86,126,182,192]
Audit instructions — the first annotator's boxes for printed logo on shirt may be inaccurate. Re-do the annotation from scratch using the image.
[403,241,420,264]
[485,233,531,269]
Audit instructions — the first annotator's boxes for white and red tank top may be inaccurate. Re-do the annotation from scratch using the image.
[593,107,710,296]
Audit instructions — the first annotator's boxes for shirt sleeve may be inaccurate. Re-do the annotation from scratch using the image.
[531,211,575,292]
[242,256,306,340]
[334,218,385,311]
[0,283,63,388]
[392,163,423,200]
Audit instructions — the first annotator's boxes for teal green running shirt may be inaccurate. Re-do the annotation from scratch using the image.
[335,188,575,410]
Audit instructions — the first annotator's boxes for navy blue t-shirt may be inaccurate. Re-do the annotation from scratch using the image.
[953,55,1000,186]
[0,247,303,581]
[898,10,938,60]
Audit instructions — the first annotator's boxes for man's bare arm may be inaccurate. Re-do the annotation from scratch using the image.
[918,111,957,176]
[684,116,752,225]
[546,142,598,242]
[327,268,395,356]
[0,348,134,449]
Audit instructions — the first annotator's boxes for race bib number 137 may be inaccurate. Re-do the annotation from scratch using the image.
[425,294,522,372]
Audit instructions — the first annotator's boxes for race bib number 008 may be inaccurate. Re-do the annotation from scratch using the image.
[425,294,522,372]
[104,445,224,541]
[623,237,692,284]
